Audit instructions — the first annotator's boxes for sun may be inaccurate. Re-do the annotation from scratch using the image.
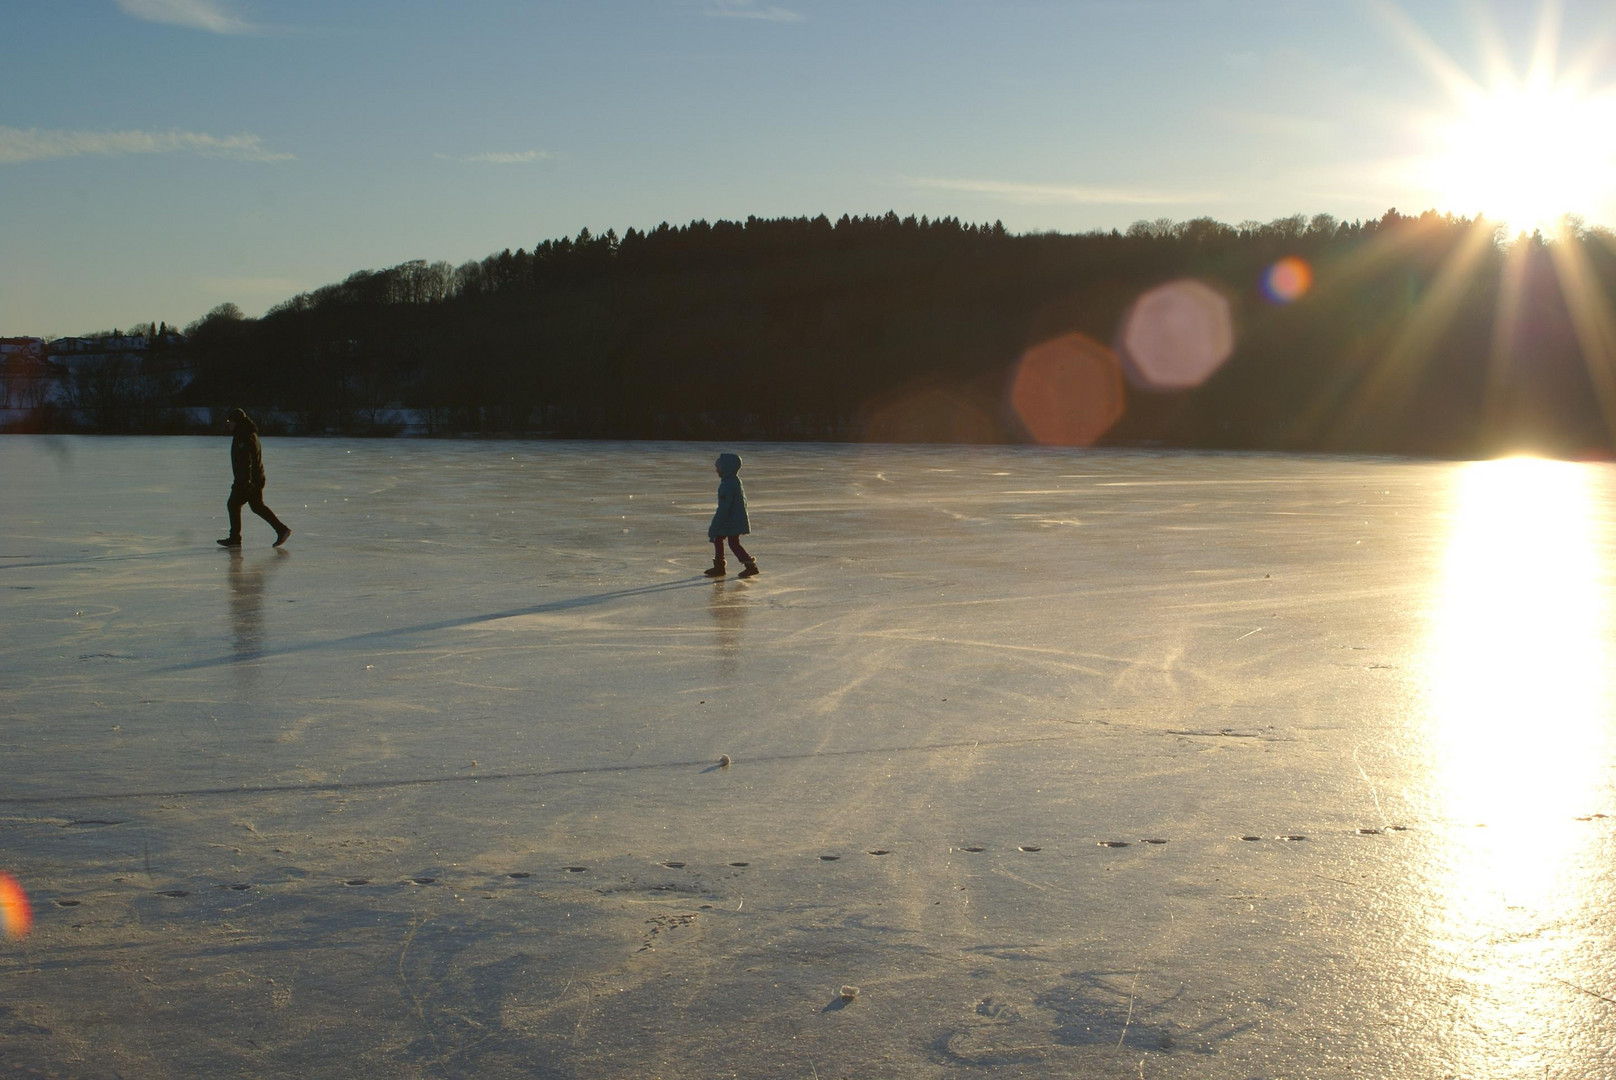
[1335,4,1616,450]
[1380,1,1616,236]
[1424,80,1616,236]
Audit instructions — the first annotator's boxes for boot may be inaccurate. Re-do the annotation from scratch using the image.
[737,560,760,578]
[217,536,241,548]
[704,559,727,577]
[273,525,292,548]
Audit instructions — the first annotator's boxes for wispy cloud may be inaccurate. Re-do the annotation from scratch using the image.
[703,1,803,22]
[435,150,553,164]
[0,126,294,164]
[115,0,261,35]
[906,177,1216,206]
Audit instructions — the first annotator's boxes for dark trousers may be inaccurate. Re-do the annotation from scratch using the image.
[228,484,287,538]
[713,536,752,564]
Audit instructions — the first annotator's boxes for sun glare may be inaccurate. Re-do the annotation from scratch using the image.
[1382,1,1616,236]
[1417,457,1615,1068]
[1345,4,1616,444]
[1425,81,1616,235]
[1426,457,1611,837]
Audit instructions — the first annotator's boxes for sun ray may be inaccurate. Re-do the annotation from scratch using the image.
[1329,219,1498,441]
[1556,8,1616,87]
[1270,213,1492,444]
[1546,237,1616,442]
[1460,0,1515,88]
[1371,0,1486,103]
[1527,0,1563,88]
[1481,238,1532,440]
[1309,213,1456,287]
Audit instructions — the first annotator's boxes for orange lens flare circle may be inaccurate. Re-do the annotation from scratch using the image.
[1010,333,1125,446]
[1262,256,1313,303]
[0,872,33,940]
[1119,279,1235,391]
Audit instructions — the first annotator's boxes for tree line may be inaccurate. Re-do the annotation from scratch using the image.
[143,210,1616,454]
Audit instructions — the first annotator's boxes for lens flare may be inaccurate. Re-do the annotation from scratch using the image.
[1119,279,1235,391]
[863,384,996,443]
[1262,256,1313,303]
[1010,332,1124,446]
[0,872,33,940]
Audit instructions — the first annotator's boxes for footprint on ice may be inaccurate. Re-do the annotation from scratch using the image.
[1018,845,1042,852]
[961,847,985,853]
[1274,835,1307,842]
[563,866,588,873]
[868,850,891,856]
[410,877,436,885]
[820,855,840,861]
[158,889,189,897]
[55,899,81,907]
[1239,836,1262,842]
[1357,828,1383,835]
[344,878,371,886]
[508,872,532,879]
[729,862,749,867]
[663,861,686,869]
[1140,838,1168,845]
[1097,841,1129,848]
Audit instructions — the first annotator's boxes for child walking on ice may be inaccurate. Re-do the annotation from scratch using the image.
[706,452,759,578]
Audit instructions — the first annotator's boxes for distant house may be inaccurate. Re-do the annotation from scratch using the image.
[0,337,42,356]
[0,337,53,412]
[49,333,148,365]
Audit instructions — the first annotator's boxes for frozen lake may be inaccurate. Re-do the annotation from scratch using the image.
[3,436,1615,1078]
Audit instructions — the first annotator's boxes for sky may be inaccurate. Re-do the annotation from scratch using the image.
[4,0,1615,338]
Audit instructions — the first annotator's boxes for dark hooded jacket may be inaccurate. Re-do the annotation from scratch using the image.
[708,452,750,540]
[230,415,267,489]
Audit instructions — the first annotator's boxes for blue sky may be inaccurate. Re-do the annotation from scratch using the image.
[4,0,1613,336]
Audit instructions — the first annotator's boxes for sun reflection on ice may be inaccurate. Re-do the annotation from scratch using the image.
[1429,458,1609,832]
[1421,457,1615,1068]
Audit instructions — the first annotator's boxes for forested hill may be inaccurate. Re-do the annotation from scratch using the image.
[178,210,1616,456]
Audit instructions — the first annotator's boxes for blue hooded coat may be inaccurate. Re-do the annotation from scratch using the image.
[707,452,751,540]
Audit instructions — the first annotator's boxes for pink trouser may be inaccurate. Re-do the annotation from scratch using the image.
[713,536,752,563]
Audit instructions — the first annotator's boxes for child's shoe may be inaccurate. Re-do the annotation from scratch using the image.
[737,561,760,578]
[704,560,727,577]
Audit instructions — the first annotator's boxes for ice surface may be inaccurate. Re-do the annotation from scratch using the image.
[2,436,1615,1078]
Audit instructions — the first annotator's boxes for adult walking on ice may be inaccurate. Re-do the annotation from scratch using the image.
[706,451,758,578]
[218,408,291,548]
